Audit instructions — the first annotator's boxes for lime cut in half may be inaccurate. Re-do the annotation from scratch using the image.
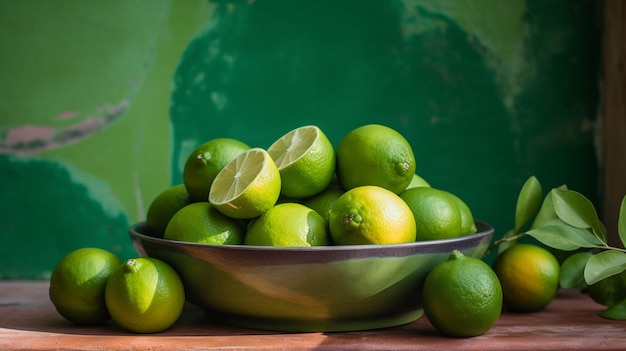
[267,125,335,199]
[209,148,281,219]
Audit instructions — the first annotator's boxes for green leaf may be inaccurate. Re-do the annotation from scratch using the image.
[527,218,603,251]
[551,189,598,228]
[559,252,593,288]
[551,189,606,243]
[514,176,542,232]
[599,298,626,320]
[619,195,626,248]
[593,222,609,246]
[531,184,567,229]
[584,250,626,285]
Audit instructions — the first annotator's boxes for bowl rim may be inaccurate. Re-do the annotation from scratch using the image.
[129,220,494,253]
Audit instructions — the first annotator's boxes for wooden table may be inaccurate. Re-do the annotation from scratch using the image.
[1,280,625,350]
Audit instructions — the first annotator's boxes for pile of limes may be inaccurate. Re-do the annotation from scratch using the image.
[147,124,478,247]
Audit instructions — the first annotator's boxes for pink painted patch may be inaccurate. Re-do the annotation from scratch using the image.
[0,99,129,155]
[6,125,56,144]
[56,111,78,120]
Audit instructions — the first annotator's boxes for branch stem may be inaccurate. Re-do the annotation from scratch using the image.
[483,232,528,258]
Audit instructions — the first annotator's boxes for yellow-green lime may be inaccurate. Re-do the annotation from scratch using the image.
[183,138,250,202]
[209,148,281,219]
[302,185,345,223]
[49,247,122,325]
[164,202,245,245]
[329,185,416,245]
[492,243,560,312]
[245,203,330,246]
[335,124,416,194]
[423,250,503,337]
[267,125,335,198]
[406,173,431,189]
[105,257,185,333]
[145,184,193,237]
[400,187,463,241]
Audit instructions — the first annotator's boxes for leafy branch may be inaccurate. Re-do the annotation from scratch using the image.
[487,175,626,320]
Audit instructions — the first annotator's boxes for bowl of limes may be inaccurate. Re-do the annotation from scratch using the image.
[130,220,493,332]
[131,124,494,332]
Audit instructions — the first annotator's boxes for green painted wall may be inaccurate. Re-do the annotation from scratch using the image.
[1,0,600,278]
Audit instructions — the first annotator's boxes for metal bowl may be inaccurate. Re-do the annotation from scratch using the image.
[129,220,493,332]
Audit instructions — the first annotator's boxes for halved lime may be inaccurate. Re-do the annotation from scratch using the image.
[209,148,281,219]
[267,125,335,198]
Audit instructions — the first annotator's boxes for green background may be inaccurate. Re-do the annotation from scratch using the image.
[0,0,600,278]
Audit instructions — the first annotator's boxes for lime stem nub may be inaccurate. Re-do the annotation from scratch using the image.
[124,259,138,272]
[449,250,464,260]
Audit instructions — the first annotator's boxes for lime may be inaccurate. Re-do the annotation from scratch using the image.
[406,173,431,189]
[301,185,345,224]
[449,192,477,235]
[209,148,281,219]
[183,138,250,202]
[335,124,416,194]
[587,270,626,307]
[492,243,560,312]
[145,184,193,237]
[49,247,122,325]
[267,125,335,198]
[329,185,416,245]
[245,203,330,246]
[105,257,185,333]
[164,202,245,245]
[399,187,463,241]
[423,250,502,337]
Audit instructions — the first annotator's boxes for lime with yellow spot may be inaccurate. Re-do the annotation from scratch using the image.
[329,185,416,245]
[492,243,560,312]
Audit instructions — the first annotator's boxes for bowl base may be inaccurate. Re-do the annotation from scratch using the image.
[203,308,424,332]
